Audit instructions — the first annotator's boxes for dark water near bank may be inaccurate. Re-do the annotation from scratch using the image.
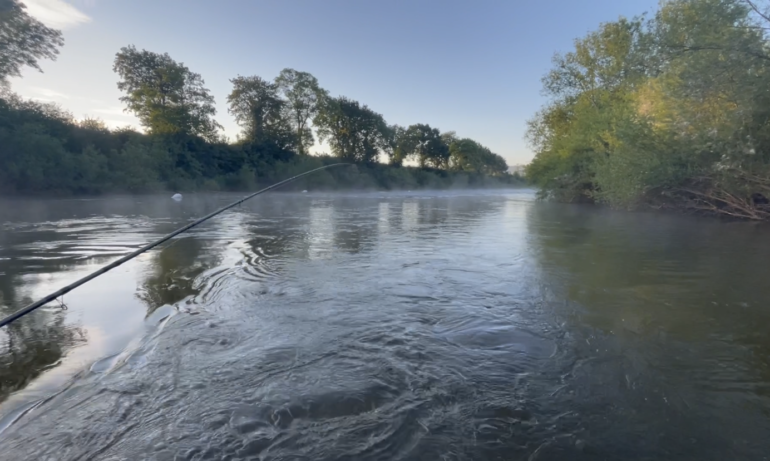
[0,190,769,460]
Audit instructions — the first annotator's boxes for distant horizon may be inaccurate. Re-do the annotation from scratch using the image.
[10,0,659,165]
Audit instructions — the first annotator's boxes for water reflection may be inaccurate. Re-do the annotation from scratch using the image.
[526,203,770,455]
[0,191,539,461]
[0,195,230,408]
[0,192,513,411]
[0,312,85,403]
[138,237,209,314]
[4,191,768,460]
[305,205,335,260]
[527,204,770,346]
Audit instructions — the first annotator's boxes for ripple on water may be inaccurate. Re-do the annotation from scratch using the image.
[2,192,770,460]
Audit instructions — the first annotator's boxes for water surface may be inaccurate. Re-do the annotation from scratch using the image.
[0,191,769,460]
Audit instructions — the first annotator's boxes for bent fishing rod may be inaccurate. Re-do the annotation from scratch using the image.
[0,163,352,329]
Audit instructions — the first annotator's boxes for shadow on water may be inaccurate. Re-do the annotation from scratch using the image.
[526,203,770,459]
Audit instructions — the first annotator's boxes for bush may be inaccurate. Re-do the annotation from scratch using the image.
[0,93,524,196]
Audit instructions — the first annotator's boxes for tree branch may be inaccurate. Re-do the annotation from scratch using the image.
[743,0,770,25]
[667,43,770,62]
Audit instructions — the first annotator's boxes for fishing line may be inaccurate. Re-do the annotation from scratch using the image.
[0,163,352,328]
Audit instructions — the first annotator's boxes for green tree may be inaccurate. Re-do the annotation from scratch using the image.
[0,0,63,85]
[527,0,770,218]
[113,46,221,141]
[387,124,413,166]
[404,124,450,168]
[78,117,109,132]
[386,124,451,168]
[314,96,389,163]
[441,131,458,147]
[449,138,507,175]
[526,16,650,202]
[275,69,326,155]
[227,75,293,148]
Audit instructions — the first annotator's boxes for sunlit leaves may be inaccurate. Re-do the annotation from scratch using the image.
[527,0,770,213]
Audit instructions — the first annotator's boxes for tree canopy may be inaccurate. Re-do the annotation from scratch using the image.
[395,124,451,169]
[526,0,770,219]
[275,68,326,155]
[450,138,508,176]
[314,96,390,163]
[0,31,519,195]
[113,46,221,141]
[0,0,63,85]
[227,75,293,149]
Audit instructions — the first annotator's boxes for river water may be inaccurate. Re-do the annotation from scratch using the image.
[0,190,768,460]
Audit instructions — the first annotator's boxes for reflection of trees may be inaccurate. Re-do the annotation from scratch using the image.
[0,235,89,406]
[137,237,210,314]
[0,194,249,407]
[417,199,449,227]
[242,201,311,265]
[333,221,377,254]
[399,195,503,237]
[526,203,770,392]
[0,310,85,404]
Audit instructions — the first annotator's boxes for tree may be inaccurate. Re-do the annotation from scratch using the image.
[485,151,509,176]
[113,46,221,141]
[449,138,507,175]
[384,124,408,166]
[526,0,770,218]
[314,96,389,163]
[404,124,450,168]
[0,0,63,85]
[79,117,109,132]
[526,16,650,202]
[275,69,326,155]
[227,75,293,148]
[441,131,458,147]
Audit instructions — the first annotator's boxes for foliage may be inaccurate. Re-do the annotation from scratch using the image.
[383,124,407,166]
[314,96,390,163]
[275,68,326,155]
[0,91,524,195]
[527,0,770,219]
[449,138,509,176]
[0,0,62,84]
[113,46,221,141]
[227,75,295,149]
[0,31,520,195]
[399,124,450,168]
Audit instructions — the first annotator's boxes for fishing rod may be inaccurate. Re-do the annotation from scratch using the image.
[0,163,352,329]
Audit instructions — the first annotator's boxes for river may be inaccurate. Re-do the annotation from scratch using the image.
[0,190,768,460]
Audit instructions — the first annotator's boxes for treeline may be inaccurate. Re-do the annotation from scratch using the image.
[527,0,770,220]
[0,0,519,195]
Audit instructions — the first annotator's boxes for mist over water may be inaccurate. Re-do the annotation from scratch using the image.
[0,190,769,460]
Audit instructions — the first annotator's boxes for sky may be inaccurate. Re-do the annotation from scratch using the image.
[11,0,659,165]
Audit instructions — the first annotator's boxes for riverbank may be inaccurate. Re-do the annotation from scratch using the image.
[0,155,525,197]
[0,93,523,197]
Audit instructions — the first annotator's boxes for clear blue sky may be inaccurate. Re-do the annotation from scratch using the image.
[12,0,659,165]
